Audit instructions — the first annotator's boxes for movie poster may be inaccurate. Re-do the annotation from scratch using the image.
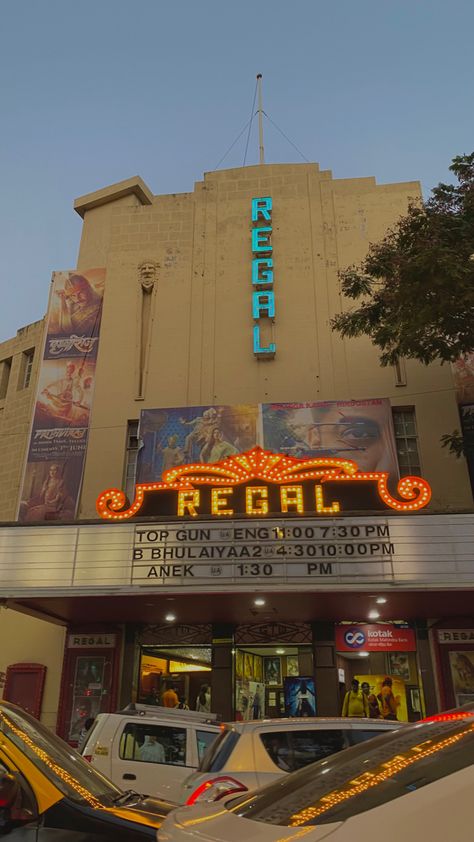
[452,353,474,404]
[355,674,408,722]
[136,404,259,482]
[284,677,316,716]
[449,651,474,705]
[18,269,106,522]
[262,399,399,475]
[460,404,474,494]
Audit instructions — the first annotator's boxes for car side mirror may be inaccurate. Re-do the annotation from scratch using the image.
[0,773,20,835]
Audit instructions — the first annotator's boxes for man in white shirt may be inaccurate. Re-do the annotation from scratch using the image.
[139,734,165,763]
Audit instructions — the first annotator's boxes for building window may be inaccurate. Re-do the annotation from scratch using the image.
[393,357,407,387]
[20,349,35,389]
[392,408,421,475]
[0,358,12,400]
[124,421,139,502]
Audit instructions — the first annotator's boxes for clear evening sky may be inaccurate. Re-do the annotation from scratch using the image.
[1,0,473,341]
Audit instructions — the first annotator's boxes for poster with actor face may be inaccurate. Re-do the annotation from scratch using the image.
[356,674,408,722]
[18,269,106,523]
[452,354,474,404]
[449,652,474,704]
[262,399,399,475]
[136,404,259,482]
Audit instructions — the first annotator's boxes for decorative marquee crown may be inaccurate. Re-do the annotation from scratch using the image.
[96,446,432,520]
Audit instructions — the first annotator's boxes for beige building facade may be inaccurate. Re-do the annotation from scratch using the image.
[0,161,473,733]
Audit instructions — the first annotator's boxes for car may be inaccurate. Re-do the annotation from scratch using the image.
[81,703,221,803]
[0,699,173,840]
[179,716,401,805]
[158,711,474,842]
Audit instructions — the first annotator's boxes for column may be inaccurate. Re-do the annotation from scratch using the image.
[312,621,340,716]
[211,623,234,721]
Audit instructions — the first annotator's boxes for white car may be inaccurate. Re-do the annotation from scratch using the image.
[81,703,220,803]
[158,711,474,842]
[179,717,400,804]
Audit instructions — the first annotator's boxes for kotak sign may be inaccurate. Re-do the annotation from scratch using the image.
[336,624,416,652]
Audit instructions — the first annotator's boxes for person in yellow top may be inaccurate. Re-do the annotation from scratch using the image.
[161,681,179,708]
[341,678,369,717]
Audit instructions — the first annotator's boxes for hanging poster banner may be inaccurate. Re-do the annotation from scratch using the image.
[18,269,106,522]
[460,403,474,495]
[137,404,259,483]
[136,397,400,483]
[261,399,399,475]
[452,353,474,404]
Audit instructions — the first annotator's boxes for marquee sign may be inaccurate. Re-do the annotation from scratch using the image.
[96,446,431,521]
[252,196,276,359]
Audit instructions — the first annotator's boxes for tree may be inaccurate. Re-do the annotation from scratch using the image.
[331,152,474,366]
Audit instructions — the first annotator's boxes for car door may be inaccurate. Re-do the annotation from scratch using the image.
[111,719,190,803]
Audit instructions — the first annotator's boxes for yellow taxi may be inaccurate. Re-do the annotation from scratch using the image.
[0,700,173,840]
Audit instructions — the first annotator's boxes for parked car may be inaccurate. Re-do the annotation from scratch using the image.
[81,703,221,803]
[179,716,401,804]
[158,711,474,842]
[0,700,173,841]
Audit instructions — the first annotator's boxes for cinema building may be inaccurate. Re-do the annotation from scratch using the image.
[1,161,474,737]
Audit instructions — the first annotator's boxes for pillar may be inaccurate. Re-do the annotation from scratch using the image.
[211,623,234,721]
[312,621,339,715]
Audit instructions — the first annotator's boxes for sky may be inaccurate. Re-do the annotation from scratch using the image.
[1,0,473,341]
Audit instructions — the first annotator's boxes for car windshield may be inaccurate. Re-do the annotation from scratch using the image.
[0,702,123,807]
[230,715,474,827]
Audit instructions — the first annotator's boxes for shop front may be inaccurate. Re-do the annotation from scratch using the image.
[2,447,474,733]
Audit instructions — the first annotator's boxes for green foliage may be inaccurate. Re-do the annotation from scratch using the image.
[331,153,474,366]
[440,430,465,459]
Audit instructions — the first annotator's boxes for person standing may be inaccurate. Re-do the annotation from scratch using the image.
[361,681,381,719]
[378,677,398,720]
[196,684,211,713]
[161,681,179,708]
[342,678,369,717]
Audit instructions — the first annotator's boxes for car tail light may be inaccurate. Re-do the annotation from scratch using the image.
[422,712,474,723]
[82,755,93,762]
[186,776,248,805]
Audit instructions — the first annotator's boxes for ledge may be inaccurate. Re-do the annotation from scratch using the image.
[74,176,154,218]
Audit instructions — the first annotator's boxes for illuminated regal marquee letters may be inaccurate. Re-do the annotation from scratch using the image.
[97,447,432,520]
[252,197,276,359]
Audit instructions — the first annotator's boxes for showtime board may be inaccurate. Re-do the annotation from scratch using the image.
[0,514,474,595]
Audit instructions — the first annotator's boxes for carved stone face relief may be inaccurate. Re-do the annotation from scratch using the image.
[138,260,158,292]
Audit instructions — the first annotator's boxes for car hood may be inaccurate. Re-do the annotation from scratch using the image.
[159,803,341,841]
[109,794,175,828]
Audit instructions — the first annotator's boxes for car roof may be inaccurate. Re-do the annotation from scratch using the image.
[222,717,401,733]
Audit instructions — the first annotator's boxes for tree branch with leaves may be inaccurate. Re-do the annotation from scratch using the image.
[331,153,474,458]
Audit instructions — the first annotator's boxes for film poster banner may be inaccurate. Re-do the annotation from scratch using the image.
[136,397,399,483]
[452,353,474,404]
[448,651,474,706]
[137,404,259,483]
[460,403,474,495]
[355,674,408,722]
[261,399,399,475]
[18,269,106,523]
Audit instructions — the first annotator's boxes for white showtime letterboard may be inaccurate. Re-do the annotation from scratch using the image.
[0,514,473,595]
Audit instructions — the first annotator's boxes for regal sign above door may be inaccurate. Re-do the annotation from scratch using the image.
[96,446,431,520]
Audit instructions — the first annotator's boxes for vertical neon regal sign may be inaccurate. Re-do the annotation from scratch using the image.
[252,197,276,359]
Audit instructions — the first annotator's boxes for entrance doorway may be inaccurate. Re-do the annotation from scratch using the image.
[138,646,211,712]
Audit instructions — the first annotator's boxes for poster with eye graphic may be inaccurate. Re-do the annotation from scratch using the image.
[262,399,398,475]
